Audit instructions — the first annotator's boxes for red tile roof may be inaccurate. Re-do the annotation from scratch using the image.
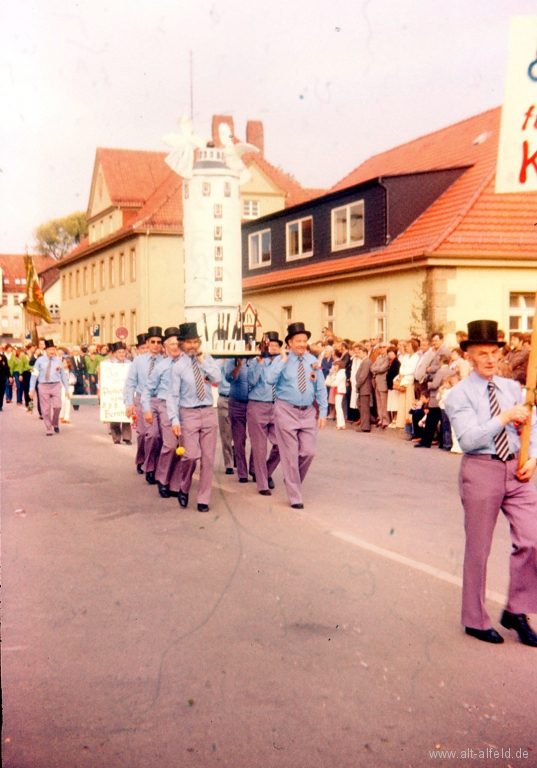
[94,148,172,208]
[0,254,56,291]
[244,106,537,292]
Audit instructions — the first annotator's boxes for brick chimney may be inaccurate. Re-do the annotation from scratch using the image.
[246,120,264,157]
[212,115,235,147]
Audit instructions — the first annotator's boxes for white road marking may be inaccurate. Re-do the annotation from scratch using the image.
[330,530,507,605]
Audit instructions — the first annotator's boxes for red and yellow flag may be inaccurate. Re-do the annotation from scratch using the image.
[24,256,52,323]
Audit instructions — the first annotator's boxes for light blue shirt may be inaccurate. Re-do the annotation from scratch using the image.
[123,352,163,406]
[248,357,276,402]
[224,358,249,401]
[166,353,221,426]
[141,356,178,412]
[30,355,69,391]
[444,371,536,456]
[217,359,231,397]
[263,351,328,418]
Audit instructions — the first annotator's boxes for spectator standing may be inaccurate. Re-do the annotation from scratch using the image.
[371,341,390,427]
[333,360,347,429]
[507,332,529,385]
[386,345,401,426]
[354,345,373,433]
[395,339,419,429]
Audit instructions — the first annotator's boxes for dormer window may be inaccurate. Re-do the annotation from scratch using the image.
[331,200,364,251]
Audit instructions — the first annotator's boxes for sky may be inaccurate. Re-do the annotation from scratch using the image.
[1,0,536,254]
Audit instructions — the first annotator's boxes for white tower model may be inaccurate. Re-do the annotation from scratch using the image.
[163,117,258,351]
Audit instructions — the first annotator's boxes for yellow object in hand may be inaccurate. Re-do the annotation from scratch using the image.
[176,446,185,456]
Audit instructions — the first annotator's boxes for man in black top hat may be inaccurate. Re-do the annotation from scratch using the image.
[445,319,537,647]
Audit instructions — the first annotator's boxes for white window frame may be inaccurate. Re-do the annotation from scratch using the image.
[509,292,534,332]
[286,216,313,261]
[243,200,260,220]
[331,200,365,251]
[214,287,223,302]
[214,204,222,218]
[215,246,223,261]
[373,296,387,341]
[215,266,223,281]
[248,229,271,269]
[203,182,211,197]
[322,301,335,333]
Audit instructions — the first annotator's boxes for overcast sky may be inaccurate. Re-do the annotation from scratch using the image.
[1,0,535,253]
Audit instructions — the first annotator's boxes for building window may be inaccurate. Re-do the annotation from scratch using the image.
[108,215,113,234]
[90,224,96,243]
[214,226,222,240]
[75,269,80,296]
[130,248,136,281]
[84,317,88,341]
[76,319,80,340]
[83,266,88,294]
[282,306,293,328]
[248,229,271,268]
[100,315,106,343]
[13,316,20,329]
[109,314,115,341]
[91,263,97,293]
[130,310,137,340]
[2,294,7,306]
[215,266,223,281]
[215,246,223,261]
[119,252,125,284]
[323,301,335,333]
[61,276,66,301]
[68,272,73,299]
[62,321,67,338]
[49,304,60,320]
[509,292,534,331]
[109,256,115,287]
[1,317,8,328]
[119,311,125,330]
[331,200,365,250]
[243,200,260,219]
[373,296,387,341]
[99,260,105,290]
[224,182,231,197]
[214,204,222,218]
[203,182,211,196]
[287,217,313,260]
[69,320,74,340]
[215,287,223,302]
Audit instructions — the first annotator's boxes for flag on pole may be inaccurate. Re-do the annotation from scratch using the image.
[24,256,52,323]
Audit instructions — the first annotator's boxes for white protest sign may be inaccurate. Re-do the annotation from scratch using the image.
[496,16,537,193]
[99,361,131,423]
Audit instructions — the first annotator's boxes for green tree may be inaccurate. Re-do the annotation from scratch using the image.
[33,211,88,260]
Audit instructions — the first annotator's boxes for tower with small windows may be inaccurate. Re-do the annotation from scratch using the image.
[182,146,244,349]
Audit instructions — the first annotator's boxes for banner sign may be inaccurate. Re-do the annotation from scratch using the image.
[496,16,537,193]
[99,361,131,423]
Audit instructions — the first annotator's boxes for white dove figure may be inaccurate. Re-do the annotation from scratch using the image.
[218,122,259,185]
[162,115,209,179]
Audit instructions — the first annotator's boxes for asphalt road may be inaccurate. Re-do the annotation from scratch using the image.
[1,402,536,768]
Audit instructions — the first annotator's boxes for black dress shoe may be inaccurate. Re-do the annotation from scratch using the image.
[146,471,156,485]
[137,463,144,475]
[414,443,430,448]
[250,473,256,482]
[268,477,275,490]
[500,611,537,647]
[291,503,304,509]
[178,491,189,508]
[239,477,248,483]
[465,627,504,644]
[197,503,209,513]
[225,468,234,475]
[123,440,132,445]
[54,427,60,433]
[168,490,178,497]
[158,482,170,498]
[259,490,272,496]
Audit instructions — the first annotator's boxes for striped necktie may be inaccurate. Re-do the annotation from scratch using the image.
[487,381,511,461]
[148,357,156,377]
[298,357,306,393]
[192,357,205,400]
[45,359,52,381]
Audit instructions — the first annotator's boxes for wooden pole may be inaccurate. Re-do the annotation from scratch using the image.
[518,290,537,469]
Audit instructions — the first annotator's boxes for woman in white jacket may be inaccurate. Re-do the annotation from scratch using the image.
[333,360,347,430]
[395,339,420,429]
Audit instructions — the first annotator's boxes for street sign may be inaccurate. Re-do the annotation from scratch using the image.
[116,326,128,340]
[242,302,262,330]
[91,324,100,337]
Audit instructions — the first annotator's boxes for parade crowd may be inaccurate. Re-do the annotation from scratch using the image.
[2,318,536,649]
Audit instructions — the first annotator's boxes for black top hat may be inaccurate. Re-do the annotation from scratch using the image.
[44,339,55,349]
[164,326,182,340]
[460,320,506,351]
[178,322,200,341]
[136,333,148,346]
[285,322,311,345]
[108,342,118,352]
[265,331,283,347]
[112,342,125,352]
[146,326,163,340]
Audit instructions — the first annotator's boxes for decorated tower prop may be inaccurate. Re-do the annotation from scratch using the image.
[163,117,259,353]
